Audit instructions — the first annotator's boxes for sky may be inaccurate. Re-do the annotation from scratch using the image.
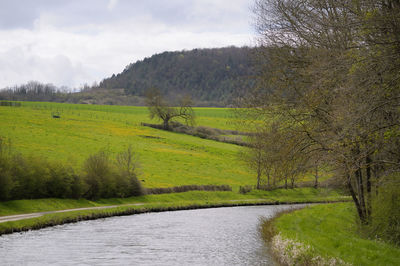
[0,0,255,89]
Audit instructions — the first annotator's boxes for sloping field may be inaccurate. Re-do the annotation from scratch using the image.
[0,102,250,189]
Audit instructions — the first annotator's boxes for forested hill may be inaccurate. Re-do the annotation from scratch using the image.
[98,46,254,106]
[0,46,255,106]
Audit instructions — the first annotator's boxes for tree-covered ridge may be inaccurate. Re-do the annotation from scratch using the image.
[0,47,255,106]
[98,46,254,106]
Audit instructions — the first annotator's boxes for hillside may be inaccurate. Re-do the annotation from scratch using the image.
[97,46,254,106]
[0,47,255,107]
[0,102,250,189]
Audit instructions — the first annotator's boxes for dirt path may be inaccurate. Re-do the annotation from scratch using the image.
[0,203,146,223]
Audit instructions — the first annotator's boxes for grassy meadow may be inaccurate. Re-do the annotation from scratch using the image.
[267,203,400,265]
[0,101,251,189]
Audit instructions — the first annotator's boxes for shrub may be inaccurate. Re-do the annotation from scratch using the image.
[0,139,13,200]
[367,174,400,246]
[170,121,191,132]
[146,184,232,195]
[0,137,144,201]
[239,185,253,194]
[0,101,21,107]
[46,164,81,198]
[83,150,116,199]
[141,122,250,146]
[115,146,143,197]
[194,126,220,137]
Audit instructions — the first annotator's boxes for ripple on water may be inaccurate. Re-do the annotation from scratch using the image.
[0,205,302,266]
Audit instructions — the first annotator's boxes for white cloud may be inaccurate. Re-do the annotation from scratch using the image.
[107,0,118,11]
[0,0,254,89]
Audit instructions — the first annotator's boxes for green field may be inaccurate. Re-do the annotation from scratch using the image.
[0,102,350,237]
[268,203,400,265]
[0,102,252,189]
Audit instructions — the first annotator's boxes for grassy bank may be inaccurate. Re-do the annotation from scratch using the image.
[261,203,400,265]
[0,188,349,235]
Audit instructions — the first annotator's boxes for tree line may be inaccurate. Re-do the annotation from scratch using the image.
[242,0,400,245]
[0,138,143,200]
[0,81,72,102]
[0,47,255,107]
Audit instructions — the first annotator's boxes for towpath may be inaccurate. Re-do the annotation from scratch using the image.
[0,203,146,223]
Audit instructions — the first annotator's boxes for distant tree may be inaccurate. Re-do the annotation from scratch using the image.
[115,145,143,196]
[83,150,115,199]
[145,87,195,130]
[242,133,267,189]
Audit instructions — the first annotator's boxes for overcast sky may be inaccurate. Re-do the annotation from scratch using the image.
[0,0,255,89]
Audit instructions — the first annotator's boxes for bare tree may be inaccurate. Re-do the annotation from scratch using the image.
[145,87,195,130]
[243,133,268,189]
[247,0,400,223]
[116,145,143,196]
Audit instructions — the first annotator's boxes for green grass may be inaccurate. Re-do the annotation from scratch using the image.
[0,189,349,235]
[0,102,250,189]
[273,203,400,265]
[0,102,330,190]
[0,188,348,216]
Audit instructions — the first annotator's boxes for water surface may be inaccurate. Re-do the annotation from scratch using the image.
[0,205,300,265]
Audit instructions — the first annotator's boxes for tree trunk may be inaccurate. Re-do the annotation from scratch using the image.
[347,174,366,223]
[366,155,372,217]
[314,165,319,188]
[273,173,276,187]
[356,169,368,223]
[163,118,170,130]
[373,165,379,196]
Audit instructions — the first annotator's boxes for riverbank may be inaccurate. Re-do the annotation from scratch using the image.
[0,188,349,235]
[260,203,400,265]
[0,203,296,265]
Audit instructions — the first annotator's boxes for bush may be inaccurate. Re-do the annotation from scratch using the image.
[0,137,144,201]
[193,126,220,137]
[0,141,13,200]
[141,122,250,146]
[0,138,83,200]
[239,185,253,194]
[83,147,144,199]
[46,164,82,199]
[145,184,232,195]
[115,146,143,197]
[83,150,117,199]
[367,175,400,246]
